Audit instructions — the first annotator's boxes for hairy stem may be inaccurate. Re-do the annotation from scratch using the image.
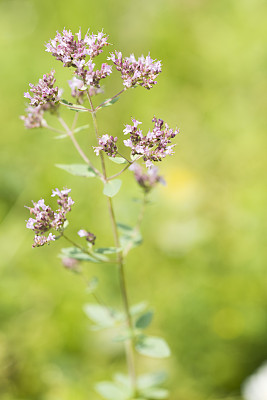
[87,91,137,394]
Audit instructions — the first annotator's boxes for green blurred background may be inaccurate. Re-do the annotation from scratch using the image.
[1,0,267,399]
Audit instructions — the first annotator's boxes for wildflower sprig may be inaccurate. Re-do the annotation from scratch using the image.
[22,27,179,400]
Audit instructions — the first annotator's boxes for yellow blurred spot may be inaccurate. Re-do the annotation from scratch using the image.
[211,308,244,340]
[163,168,197,199]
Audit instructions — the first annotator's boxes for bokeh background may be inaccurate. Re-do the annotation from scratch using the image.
[1,0,267,399]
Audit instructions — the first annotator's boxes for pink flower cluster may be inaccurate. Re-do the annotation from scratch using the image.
[26,188,74,248]
[20,105,46,129]
[130,164,165,192]
[94,134,118,157]
[78,229,96,245]
[123,117,179,168]
[108,51,162,89]
[68,77,102,104]
[45,29,109,66]
[45,29,112,88]
[74,59,112,88]
[24,70,60,108]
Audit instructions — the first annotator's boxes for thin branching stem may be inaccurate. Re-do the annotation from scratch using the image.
[108,156,142,181]
[62,233,113,265]
[108,163,132,180]
[57,115,102,179]
[117,152,132,164]
[87,90,137,395]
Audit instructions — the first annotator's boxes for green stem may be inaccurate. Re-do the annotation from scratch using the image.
[62,233,112,264]
[108,162,132,180]
[87,91,137,395]
[107,155,142,181]
[57,116,102,179]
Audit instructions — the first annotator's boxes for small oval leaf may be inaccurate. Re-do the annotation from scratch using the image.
[103,179,122,197]
[99,96,120,109]
[84,304,119,328]
[108,156,127,164]
[141,388,169,399]
[60,247,99,263]
[94,247,122,255]
[55,164,97,178]
[135,311,154,329]
[95,381,129,400]
[137,371,167,390]
[73,124,90,133]
[135,336,171,358]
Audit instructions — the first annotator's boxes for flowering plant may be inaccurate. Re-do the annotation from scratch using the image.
[22,28,179,400]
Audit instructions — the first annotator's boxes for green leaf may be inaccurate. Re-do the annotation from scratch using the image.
[54,133,68,139]
[135,311,154,329]
[73,124,90,133]
[117,223,143,251]
[130,154,140,161]
[113,373,131,389]
[94,247,122,255]
[61,99,88,112]
[54,124,90,139]
[100,96,120,109]
[117,223,134,234]
[103,179,122,197]
[137,371,167,390]
[84,304,121,328]
[130,302,148,316]
[95,381,129,400]
[108,156,127,164]
[61,99,71,105]
[135,336,171,359]
[141,388,169,399]
[63,220,69,230]
[60,247,99,263]
[55,163,97,178]
[112,329,132,342]
[86,276,98,294]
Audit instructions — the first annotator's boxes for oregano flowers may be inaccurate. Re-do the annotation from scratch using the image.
[26,188,74,248]
[22,28,179,399]
[123,116,179,168]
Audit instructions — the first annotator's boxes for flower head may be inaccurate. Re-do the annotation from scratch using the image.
[108,51,162,89]
[24,70,60,109]
[25,188,74,248]
[20,105,47,129]
[45,29,110,67]
[46,29,112,88]
[94,134,118,157]
[78,229,96,245]
[123,116,179,168]
[130,164,165,192]
[62,257,79,270]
